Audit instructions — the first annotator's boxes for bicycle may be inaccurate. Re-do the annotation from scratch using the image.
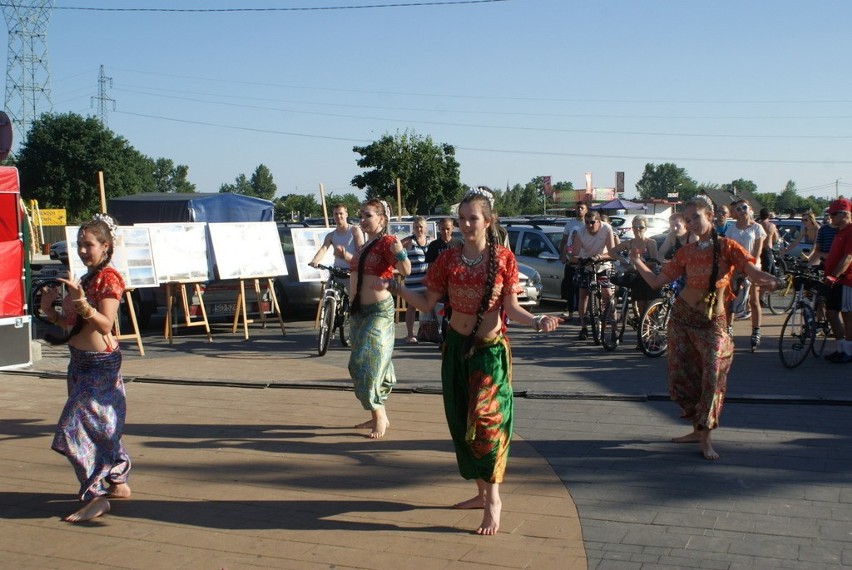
[778,265,831,369]
[761,252,798,315]
[574,258,612,345]
[601,265,641,351]
[29,268,69,327]
[314,264,351,357]
[638,280,679,358]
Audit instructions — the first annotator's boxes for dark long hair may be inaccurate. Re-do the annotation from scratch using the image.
[460,188,500,358]
[349,199,388,315]
[44,218,116,345]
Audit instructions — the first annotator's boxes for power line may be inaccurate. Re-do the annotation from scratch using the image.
[113,109,852,165]
[41,0,508,12]
[111,86,852,140]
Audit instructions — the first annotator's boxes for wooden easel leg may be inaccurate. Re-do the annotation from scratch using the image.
[164,283,175,344]
[266,278,286,335]
[117,290,145,356]
[194,283,212,342]
[253,278,267,328]
[231,279,250,340]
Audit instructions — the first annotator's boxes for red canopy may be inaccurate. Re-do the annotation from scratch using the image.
[0,166,24,316]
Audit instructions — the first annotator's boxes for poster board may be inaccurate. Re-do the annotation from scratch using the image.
[65,225,158,288]
[387,221,437,242]
[208,222,287,280]
[136,222,211,283]
[290,227,336,283]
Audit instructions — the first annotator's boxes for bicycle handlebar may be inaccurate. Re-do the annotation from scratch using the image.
[314,264,350,280]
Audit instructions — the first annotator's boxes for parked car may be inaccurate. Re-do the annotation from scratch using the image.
[503,223,565,300]
[772,218,812,260]
[608,214,669,241]
[49,240,68,264]
[516,262,542,307]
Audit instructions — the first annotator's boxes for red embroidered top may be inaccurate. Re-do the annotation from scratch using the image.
[349,235,398,279]
[661,238,753,300]
[424,245,523,315]
[61,267,125,327]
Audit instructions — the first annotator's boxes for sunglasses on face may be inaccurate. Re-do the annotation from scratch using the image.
[585,219,598,225]
[735,205,748,213]
[633,226,646,230]
[829,211,847,217]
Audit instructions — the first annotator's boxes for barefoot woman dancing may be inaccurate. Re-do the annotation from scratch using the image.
[379,187,560,535]
[40,215,131,522]
[348,199,411,438]
[630,197,779,460]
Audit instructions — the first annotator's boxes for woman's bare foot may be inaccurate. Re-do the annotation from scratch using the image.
[699,431,719,460]
[368,407,389,439]
[476,496,501,535]
[452,495,485,509]
[106,483,131,499]
[64,496,110,523]
[671,429,701,443]
[354,419,374,429]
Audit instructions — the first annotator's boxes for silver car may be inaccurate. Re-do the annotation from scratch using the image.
[504,224,565,300]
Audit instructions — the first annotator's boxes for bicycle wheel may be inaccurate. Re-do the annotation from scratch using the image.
[811,319,829,357]
[30,278,66,326]
[764,272,794,315]
[589,291,602,345]
[317,296,336,356]
[639,298,670,357]
[601,292,620,351]
[778,304,815,369]
[337,297,350,347]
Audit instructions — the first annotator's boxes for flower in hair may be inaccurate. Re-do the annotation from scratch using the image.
[93,213,118,240]
[464,186,495,209]
[379,200,392,220]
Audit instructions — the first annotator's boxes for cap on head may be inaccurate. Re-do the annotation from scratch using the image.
[827,198,851,215]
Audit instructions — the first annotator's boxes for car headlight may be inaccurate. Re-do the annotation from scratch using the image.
[526,270,542,288]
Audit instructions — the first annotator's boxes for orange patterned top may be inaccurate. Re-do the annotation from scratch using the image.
[349,235,398,279]
[61,267,125,327]
[661,238,753,300]
[424,245,523,315]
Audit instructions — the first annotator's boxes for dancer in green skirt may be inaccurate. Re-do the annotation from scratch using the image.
[378,187,561,535]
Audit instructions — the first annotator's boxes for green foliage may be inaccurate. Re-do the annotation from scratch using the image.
[152,158,196,193]
[351,130,462,215]
[276,193,321,221]
[16,113,155,221]
[635,163,698,201]
[324,192,362,218]
[220,164,277,201]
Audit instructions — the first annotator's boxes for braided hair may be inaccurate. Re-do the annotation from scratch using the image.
[460,188,500,358]
[349,198,388,316]
[45,217,117,345]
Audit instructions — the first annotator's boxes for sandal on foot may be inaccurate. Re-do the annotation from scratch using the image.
[577,327,588,341]
[405,336,418,344]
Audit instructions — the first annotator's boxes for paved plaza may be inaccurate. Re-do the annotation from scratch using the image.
[1,307,850,569]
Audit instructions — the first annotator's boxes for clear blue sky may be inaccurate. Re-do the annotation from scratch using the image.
[13,0,852,202]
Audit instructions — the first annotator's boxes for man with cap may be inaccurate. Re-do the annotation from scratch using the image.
[823,198,852,363]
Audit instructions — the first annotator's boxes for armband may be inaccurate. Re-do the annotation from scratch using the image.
[395,249,408,262]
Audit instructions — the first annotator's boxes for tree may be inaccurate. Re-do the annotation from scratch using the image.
[16,112,154,221]
[276,193,321,221]
[324,192,362,218]
[635,163,697,201]
[220,164,277,200]
[152,158,196,193]
[351,130,462,215]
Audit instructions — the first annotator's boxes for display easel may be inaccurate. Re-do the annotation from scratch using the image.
[394,274,406,323]
[164,281,212,343]
[231,277,285,340]
[113,289,145,355]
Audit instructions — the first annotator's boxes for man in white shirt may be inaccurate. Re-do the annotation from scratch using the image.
[725,199,766,350]
[567,210,616,342]
[559,201,589,319]
[309,204,365,274]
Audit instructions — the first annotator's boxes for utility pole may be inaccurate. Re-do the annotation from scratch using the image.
[92,65,115,127]
[3,0,54,147]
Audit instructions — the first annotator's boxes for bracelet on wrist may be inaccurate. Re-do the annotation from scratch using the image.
[532,315,544,332]
[395,249,408,262]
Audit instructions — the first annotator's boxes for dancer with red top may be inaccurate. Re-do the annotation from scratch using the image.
[378,187,561,535]
[40,214,131,522]
[347,199,411,439]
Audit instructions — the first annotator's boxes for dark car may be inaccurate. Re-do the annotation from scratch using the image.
[49,240,68,264]
[274,223,323,313]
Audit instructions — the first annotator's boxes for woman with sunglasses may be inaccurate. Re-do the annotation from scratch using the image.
[628,196,779,460]
[609,215,660,342]
[725,200,766,350]
[782,211,819,258]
